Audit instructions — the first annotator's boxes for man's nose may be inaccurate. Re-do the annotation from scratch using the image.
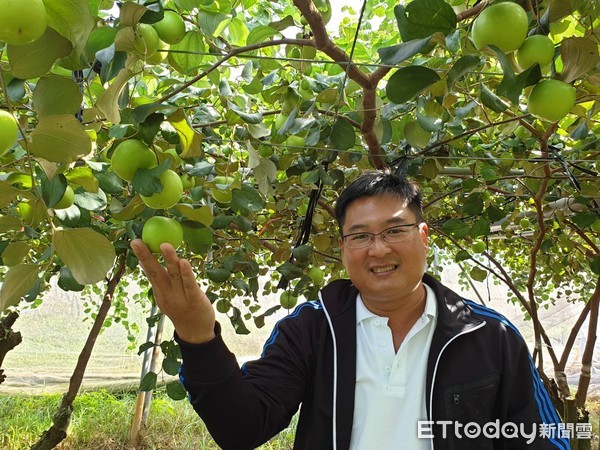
[367,234,392,255]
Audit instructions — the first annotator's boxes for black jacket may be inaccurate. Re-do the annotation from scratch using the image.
[177,274,569,450]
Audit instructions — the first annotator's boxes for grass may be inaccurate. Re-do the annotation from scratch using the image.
[0,389,297,450]
[1,390,598,449]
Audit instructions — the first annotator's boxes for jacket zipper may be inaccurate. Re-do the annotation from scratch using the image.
[319,292,339,450]
[428,320,486,449]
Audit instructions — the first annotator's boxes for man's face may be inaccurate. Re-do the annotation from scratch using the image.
[339,194,429,308]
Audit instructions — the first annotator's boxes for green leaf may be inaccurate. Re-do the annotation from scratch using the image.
[87,0,102,17]
[119,2,148,26]
[249,148,277,196]
[481,84,509,113]
[182,222,213,255]
[140,0,164,24]
[301,170,319,185]
[291,244,312,262]
[571,212,598,228]
[231,184,265,215]
[169,31,206,75]
[206,268,231,283]
[420,158,441,179]
[139,371,157,392]
[198,10,231,37]
[378,36,433,65]
[228,17,249,46]
[111,196,146,221]
[246,25,280,45]
[6,78,26,102]
[462,193,484,216]
[84,27,118,61]
[0,264,41,312]
[455,250,470,262]
[560,36,600,84]
[96,68,135,124]
[167,109,203,159]
[487,204,506,222]
[74,190,107,211]
[8,27,72,79]
[394,0,456,41]
[53,227,116,285]
[447,55,481,89]
[57,266,85,292]
[42,0,95,69]
[66,167,99,193]
[133,103,177,124]
[0,181,20,209]
[33,75,83,117]
[471,219,491,238]
[404,121,431,148]
[1,242,30,267]
[331,117,356,151]
[174,0,197,10]
[132,159,171,196]
[386,66,440,104]
[229,307,251,335]
[276,262,304,280]
[226,100,264,124]
[162,357,181,376]
[546,0,582,22]
[30,115,92,164]
[0,216,23,233]
[495,50,541,104]
[189,161,215,177]
[175,205,214,226]
[470,266,488,282]
[442,218,470,238]
[41,174,68,208]
[590,256,600,275]
[166,381,188,400]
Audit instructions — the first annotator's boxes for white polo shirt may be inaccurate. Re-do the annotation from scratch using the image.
[349,284,437,450]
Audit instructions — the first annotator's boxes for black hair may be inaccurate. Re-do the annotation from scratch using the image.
[335,170,423,234]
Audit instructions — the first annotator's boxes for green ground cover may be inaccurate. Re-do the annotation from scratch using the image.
[0,389,297,450]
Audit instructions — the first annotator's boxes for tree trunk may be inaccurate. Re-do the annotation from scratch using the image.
[30,256,126,450]
[575,276,599,408]
[0,312,23,384]
[0,311,22,385]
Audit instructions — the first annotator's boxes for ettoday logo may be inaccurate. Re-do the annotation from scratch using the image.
[417,420,592,443]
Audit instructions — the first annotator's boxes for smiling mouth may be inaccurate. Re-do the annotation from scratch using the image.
[371,265,397,274]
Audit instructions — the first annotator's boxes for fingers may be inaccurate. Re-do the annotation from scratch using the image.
[179,258,206,304]
[161,242,182,282]
[131,239,203,305]
[130,239,165,282]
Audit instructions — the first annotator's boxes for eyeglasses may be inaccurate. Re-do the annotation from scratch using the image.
[342,223,419,249]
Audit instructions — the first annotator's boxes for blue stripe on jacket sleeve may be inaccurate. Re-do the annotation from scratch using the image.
[465,300,570,450]
[240,300,323,375]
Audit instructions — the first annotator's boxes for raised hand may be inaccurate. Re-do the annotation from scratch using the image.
[130,239,216,344]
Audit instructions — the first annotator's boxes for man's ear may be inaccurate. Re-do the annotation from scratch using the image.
[419,223,429,246]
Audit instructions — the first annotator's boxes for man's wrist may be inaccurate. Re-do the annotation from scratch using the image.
[175,328,216,344]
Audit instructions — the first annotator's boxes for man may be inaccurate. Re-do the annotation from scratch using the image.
[131,171,569,450]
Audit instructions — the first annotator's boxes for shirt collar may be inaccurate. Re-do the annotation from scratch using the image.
[355,283,438,325]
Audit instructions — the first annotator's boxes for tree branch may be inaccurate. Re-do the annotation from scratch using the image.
[158,38,315,104]
[575,276,600,408]
[456,1,489,22]
[556,301,591,397]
